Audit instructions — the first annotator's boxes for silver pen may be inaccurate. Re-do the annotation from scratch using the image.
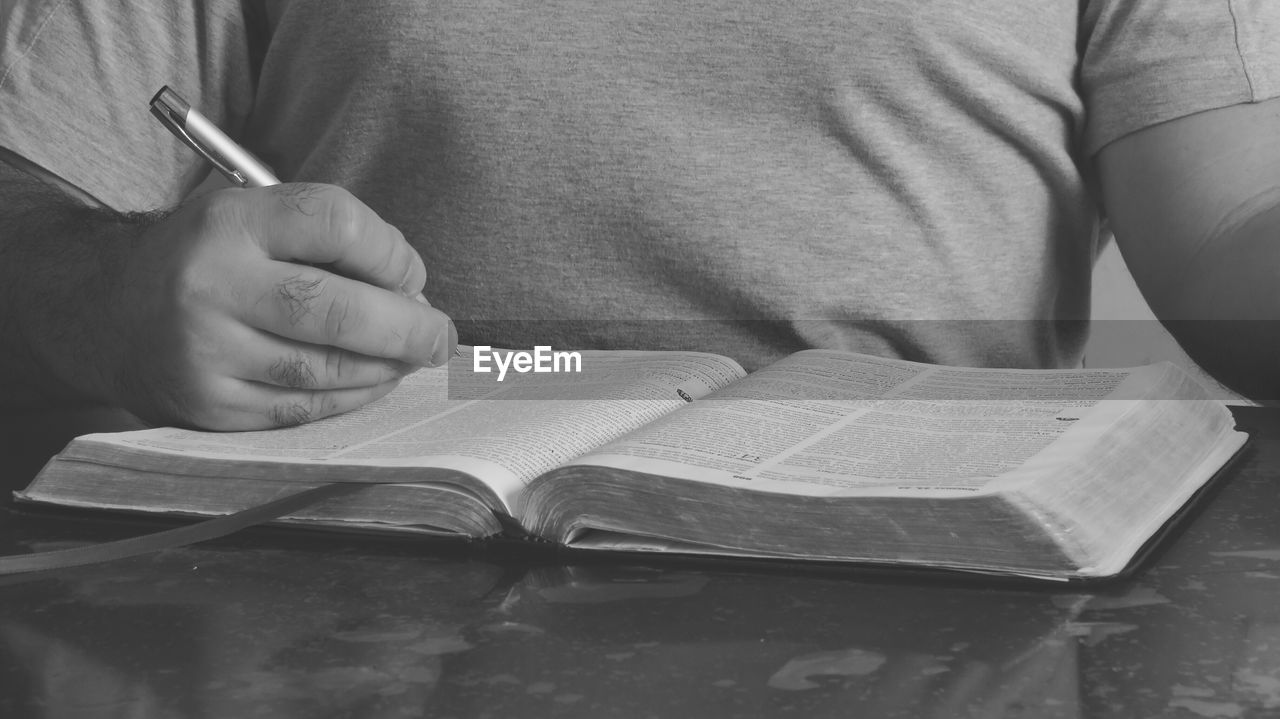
[149,85,280,187]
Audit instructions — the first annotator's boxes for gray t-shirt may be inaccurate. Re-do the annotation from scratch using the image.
[3,1,1279,369]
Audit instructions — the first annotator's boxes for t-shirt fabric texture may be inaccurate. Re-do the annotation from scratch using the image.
[2,0,1278,370]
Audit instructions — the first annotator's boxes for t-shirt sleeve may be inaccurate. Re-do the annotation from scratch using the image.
[1080,0,1280,155]
[0,1,257,211]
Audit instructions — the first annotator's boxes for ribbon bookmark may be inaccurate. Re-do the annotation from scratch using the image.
[0,483,365,575]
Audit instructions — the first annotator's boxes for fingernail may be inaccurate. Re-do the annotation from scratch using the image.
[398,264,418,297]
[430,319,454,367]
[414,292,431,306]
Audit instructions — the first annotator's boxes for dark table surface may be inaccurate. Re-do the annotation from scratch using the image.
[1,406,1279,718]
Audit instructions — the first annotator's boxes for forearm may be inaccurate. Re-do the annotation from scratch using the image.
[0,158,158,409]
[1134,200,1280,401]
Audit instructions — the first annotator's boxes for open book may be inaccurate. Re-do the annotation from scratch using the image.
[16,347,1247,581]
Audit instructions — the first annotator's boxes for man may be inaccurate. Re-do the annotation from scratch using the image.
[1,1,1277,430]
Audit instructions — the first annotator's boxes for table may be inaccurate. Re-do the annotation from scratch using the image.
[1,406,1279,718]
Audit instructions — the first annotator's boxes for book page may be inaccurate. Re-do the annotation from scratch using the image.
[561,350,1160,498]
[995,388,1246,574]
[70,349,746,508]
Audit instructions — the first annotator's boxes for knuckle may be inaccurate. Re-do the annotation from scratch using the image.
[168,262,213,313]
[268,353,318,390]
[155,211,230,312]
[322,293,360,341]
[269,182,325,217]
[317,392,341,419]
[275,272,327,325]
[324,348,348,383]
[323,187,366,244]
[267,401,313,428]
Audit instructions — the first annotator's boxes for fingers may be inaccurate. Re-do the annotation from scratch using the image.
[135,320,421,430]
[247,184,427,297]
[235,326,416,391]
[194,378,404,431]
[238,261,454,367]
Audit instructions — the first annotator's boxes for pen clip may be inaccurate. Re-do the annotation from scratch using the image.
[149,86,249,186]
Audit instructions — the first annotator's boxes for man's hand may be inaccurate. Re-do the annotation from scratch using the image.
[0,166,455,430]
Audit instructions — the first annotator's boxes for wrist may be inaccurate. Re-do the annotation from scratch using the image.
[4,201,162,410]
